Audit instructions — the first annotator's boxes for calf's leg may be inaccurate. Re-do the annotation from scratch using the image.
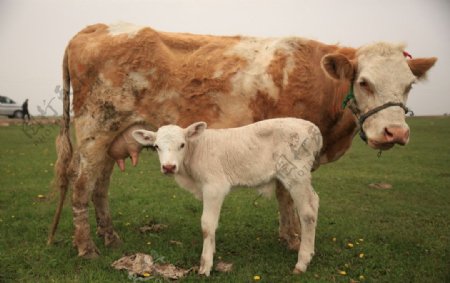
[276,182,302,250]
[198,185,228,276]
[287,182,319,274]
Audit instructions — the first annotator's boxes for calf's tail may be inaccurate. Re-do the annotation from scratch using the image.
[48,47,73,245]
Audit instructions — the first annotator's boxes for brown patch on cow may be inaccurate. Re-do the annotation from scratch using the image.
[248,91,277,121]
[267,50,288,90]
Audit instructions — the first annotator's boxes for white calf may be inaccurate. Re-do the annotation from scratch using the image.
[132,118,322,276]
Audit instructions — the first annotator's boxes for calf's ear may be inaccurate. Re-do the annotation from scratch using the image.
[186,122,207,140]
[407,57,437,79]
[132,130,156,146]
[321,53,355,81]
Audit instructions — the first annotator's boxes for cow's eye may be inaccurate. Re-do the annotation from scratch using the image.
[180,143,185,149]
[359,79,372,93]
[154,144,159,150]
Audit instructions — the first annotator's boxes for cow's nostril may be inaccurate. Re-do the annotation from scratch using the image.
[384,127,394,138]
[384,126,410,145]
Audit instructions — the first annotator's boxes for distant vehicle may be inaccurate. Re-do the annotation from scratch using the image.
[0,95,23,118]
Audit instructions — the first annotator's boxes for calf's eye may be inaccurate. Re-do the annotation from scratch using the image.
[154,144,159,150]
[180,143,185,149]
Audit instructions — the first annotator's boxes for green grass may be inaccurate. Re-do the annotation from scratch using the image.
[0,117,449,282]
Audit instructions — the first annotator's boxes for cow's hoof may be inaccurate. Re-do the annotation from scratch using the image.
[104,231,122,248]
[79,246,100,259]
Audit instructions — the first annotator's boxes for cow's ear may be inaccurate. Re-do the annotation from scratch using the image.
[321,53,355,81]
[186,122,207,140]
[132,130,156,146]
[407,57,437,79]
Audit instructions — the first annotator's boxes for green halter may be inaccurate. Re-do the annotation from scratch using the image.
[342,84,355,109]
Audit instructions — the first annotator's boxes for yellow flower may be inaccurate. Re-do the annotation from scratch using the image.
[37,194,45,198]
[143,272,151,277]
[338,270,347,276]
[347,243,354,248]
[253,275,261,281]
[332,237,337,242]
[359,253,365,258]
[359,275,365,280]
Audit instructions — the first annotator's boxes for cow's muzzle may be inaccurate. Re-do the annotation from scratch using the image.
[358,102,413,144]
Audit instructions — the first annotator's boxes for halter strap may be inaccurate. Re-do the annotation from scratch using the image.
[359,102,412,126]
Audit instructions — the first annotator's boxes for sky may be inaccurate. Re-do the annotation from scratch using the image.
[0,0,449,116]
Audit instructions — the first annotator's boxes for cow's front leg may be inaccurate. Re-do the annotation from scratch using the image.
[288,183,319,274]
[198,185,228,276]
[276,182,302,250]
[92,158,122,247]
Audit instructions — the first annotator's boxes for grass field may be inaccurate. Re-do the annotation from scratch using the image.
[0,117,449,282]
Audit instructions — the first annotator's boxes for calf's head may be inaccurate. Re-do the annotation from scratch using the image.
[132,122,207,174]
[322,42,436,150]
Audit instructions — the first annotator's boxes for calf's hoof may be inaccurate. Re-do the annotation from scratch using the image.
[198,268,211,277]
[198,258,212,277]
[292,268,303,275]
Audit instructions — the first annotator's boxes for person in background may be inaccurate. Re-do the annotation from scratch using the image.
[22,99,31,121]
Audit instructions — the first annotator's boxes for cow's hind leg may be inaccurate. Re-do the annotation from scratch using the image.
[72,155,100,258]
[286,181,319,274]
[72,148,116,258]
[276,181,302,250]
[92,158,122,247]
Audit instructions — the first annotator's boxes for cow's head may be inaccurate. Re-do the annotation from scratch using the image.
[322,42,436,150]
[132,122,207,174]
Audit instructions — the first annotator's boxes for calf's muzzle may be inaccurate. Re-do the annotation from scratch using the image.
[162,164,176,174]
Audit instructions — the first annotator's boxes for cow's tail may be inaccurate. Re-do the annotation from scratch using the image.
[48,47,73,245]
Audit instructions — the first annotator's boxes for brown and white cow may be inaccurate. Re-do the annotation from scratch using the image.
[48,22,436,259]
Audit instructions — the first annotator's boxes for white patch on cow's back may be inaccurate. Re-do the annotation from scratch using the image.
[283,55,296,87]
[225,37,298,100]
[108,22,145,38]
